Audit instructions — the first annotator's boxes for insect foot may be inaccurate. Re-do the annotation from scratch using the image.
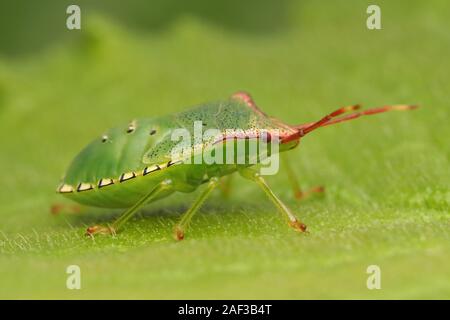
[173,177,220,241]
[50,203,82,215]
[295,186,325,200]
[173,226,185,241]
[289,220,307,233]
[85,225,116,237]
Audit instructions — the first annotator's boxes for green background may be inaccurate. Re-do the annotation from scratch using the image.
[0,0,449,299]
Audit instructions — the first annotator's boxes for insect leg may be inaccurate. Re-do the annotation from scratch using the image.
[219,174,234,198]
[50,203,83,215]
[238,167,307,232]
[85,179,173,236]
[174,177,220,241]
[281,154,324,200]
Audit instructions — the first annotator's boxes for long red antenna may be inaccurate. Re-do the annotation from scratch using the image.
[301,104,361,135]
[281,104,417,143]
[313,105,418,129]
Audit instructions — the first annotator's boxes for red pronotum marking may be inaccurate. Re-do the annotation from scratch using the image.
[231,91,269,117]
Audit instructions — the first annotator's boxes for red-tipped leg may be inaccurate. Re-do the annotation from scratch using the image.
[85,225,116,237]
[295,186,325,200]
[85,179,173,238]
[289,220,307,232]
[173,177,220,241]
[50,203,82,215]
[173,226,185,241]
[219,174,234,199]
[282,154,325,201]
[239,167,308,234]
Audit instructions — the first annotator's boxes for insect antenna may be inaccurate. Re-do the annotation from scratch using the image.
[281,104,417,144]
[300,104,361,135]
[297,104,418,136]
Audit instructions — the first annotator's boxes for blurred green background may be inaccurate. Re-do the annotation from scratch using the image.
[0,0,449,299]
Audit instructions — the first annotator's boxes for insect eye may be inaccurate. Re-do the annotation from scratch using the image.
[149,129,156,135]
[101,135,108,143]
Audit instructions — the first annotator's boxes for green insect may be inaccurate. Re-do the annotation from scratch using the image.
[57,92,416,240]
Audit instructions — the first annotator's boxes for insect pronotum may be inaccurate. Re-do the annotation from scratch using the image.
[57,92,417,240]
